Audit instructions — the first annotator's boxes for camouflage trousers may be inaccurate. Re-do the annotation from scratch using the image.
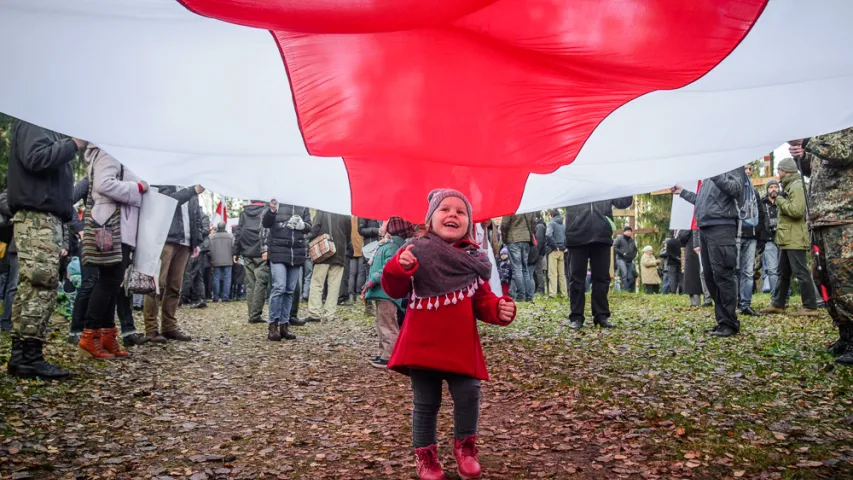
[813,224,853,329]
[11,210,62,341]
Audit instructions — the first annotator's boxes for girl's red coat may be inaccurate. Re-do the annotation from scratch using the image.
[381,243,516,380]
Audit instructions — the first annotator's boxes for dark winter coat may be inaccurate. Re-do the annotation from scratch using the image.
[209,224,235,267]
[308,211,351,266]
[262,204,312,266]
[234,202,266,259]
[528,218,546,264]
[613,234,637,262]
[7,120,78,222]
[564,197,633,247]
[155,185,204,248]
[664,236,682,269]
[546,215,566,251]
[759,195,779,243]
[679,168,744,228]
[358,218,381,246]
[679,230,702,295]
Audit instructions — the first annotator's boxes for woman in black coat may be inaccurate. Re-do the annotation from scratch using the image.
[679,230,703,306]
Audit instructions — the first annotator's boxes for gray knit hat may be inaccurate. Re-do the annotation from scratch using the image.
[778,157,799,173]
[425,189,474,240]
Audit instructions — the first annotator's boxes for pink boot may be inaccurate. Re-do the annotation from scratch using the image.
[414,444,446,480]
[453,435,482,479]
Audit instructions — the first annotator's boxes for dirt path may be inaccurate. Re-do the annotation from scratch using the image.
[1,301,606,479]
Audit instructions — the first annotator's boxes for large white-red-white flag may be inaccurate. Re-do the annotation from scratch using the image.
[1,0,852,222]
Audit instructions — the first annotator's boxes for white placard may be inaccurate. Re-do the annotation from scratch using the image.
[669,180,700,230]
[134,187,178,277]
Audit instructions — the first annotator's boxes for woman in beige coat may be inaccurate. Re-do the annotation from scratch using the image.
[640,246,662,294]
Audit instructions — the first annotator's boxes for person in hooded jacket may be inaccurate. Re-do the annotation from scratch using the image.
[613,226,638,292]
[234,200,270,324]
[262,199,312,341]
[564,197,633,329]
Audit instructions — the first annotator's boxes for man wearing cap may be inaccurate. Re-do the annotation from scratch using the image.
[759,179,781,296]
[759,158,820,317]
[790,128,853,365]
[613,226,638,293]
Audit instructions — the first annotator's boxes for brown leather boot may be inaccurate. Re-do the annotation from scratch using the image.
[99,328,130,358]
[268,323,282,341]
[78,329,115,360]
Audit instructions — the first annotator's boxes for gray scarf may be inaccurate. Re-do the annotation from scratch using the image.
[407,234,492,310]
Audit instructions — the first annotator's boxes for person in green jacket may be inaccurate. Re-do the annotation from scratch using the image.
[760,158,820,317]
[363,217,415,368]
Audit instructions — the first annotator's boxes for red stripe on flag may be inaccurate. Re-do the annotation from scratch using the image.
[180,0,767,219]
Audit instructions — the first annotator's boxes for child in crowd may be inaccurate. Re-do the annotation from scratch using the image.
[498,246,512,296]
[363,216,415,369]
[381,189,516,480]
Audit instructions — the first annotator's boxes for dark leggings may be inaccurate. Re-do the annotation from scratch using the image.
[410,369,481,448]
[83,245,130,330]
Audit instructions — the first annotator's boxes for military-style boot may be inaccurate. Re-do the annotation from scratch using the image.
[279,323,296,340]
[267,323,281,341]
[14,339,71,380]
[828,324,851,356]
[6,337,23,376]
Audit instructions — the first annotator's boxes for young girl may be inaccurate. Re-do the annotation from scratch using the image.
[381,189,516,480]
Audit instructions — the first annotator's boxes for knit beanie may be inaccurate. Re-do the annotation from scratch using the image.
[425,189,474,239]
[778,157,799,173]
[766,179,780,189]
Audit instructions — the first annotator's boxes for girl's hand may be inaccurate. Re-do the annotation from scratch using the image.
[497,299,515,323]
[399,245,416,271]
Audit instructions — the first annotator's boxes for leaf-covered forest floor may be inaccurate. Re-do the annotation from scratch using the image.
[1,293,852,479]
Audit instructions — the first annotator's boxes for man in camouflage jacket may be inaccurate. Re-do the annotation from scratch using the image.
[791,127,853,366]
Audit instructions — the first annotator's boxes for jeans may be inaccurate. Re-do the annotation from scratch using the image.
[737,238,757,310]
[615,258,635,292]
[699,225,739,331]
[212,266,232,301]
[568,243,611,324]
[0,253,18,329]
[507,242,532,300]
[772,249,818,310]
[302,257,313,301]
[269,262,301,325]
[762,241,780,296]
[410,369,481,448]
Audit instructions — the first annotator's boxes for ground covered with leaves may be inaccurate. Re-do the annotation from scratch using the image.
[1,293,852,479]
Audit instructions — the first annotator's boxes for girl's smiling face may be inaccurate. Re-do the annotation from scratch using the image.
[430,197,469,242]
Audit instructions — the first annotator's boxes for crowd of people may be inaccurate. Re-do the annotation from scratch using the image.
[1,118,851,479]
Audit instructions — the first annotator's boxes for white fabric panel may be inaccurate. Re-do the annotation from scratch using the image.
[0,0,307,156]
[98,144,353,213]
[518,0,853,212]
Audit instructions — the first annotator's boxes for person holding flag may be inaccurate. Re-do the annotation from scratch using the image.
[790,129,853,366]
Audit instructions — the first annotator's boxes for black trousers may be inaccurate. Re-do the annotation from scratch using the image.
[664,264,682,294]
[568,243,611,323]
[71,264,137,335]
[699,225,739,331]
[84,245,131,330]
[772,249,818,310]
[181,254,207,304]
